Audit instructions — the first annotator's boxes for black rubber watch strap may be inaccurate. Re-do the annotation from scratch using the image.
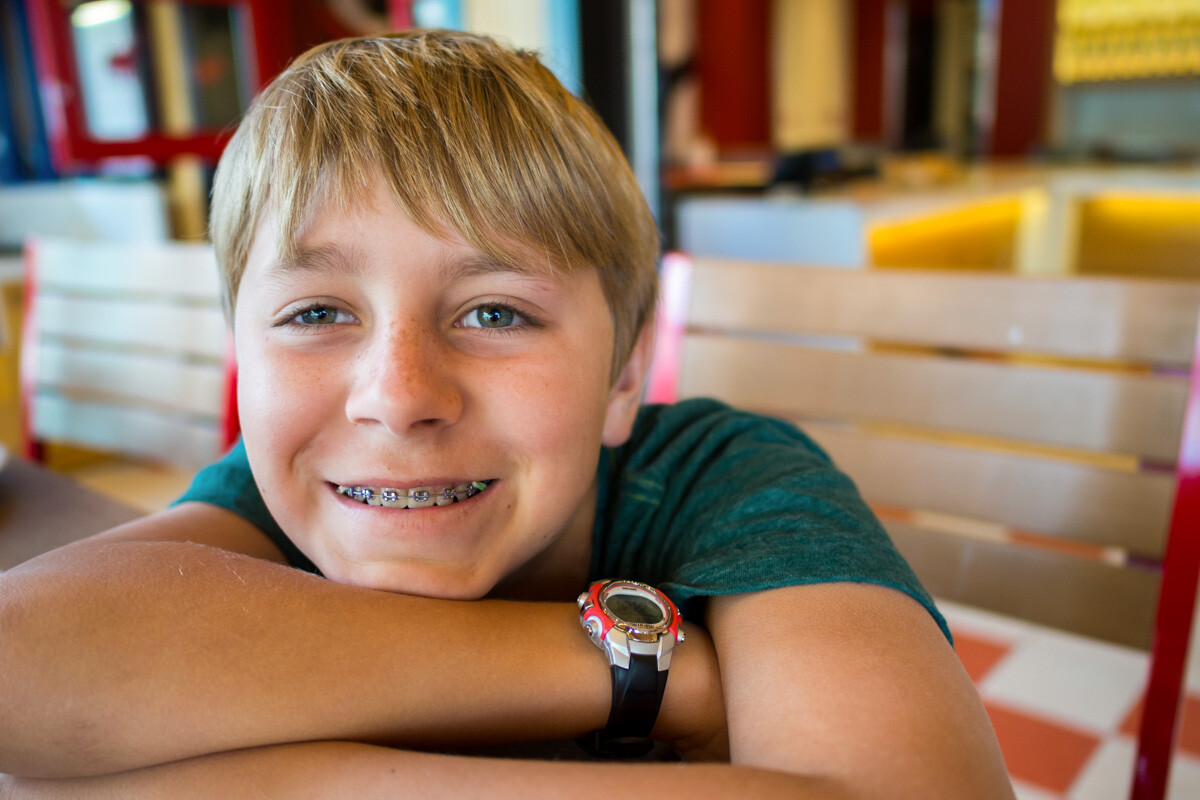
[581,652,669,758]
[606,652,668,736]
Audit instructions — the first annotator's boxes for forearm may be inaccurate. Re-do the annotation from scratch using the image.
[0,537,719,778]
[0,743,838,800]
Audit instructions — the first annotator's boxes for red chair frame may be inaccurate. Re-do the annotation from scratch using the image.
[22,0,293,171]
[1133,315,1200,800]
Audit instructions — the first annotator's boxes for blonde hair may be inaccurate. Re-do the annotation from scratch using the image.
[210,30,659,379]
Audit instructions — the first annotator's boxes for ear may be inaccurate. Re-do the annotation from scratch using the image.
[601,321,656,448]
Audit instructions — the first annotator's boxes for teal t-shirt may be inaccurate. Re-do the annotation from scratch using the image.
[176,398,949,640]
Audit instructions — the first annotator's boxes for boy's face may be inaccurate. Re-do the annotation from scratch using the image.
[233,180,648,599]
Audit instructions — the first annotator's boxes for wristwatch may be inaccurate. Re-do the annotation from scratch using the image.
[576,579,685,757]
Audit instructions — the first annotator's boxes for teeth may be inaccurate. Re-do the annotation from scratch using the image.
[380,489,405,509]
[337,481,489,508]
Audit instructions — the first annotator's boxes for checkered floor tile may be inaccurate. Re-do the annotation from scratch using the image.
[940,602,1200,799]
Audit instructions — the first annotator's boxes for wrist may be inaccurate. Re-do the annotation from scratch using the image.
[653,621,728,761]
[575,580,688,757]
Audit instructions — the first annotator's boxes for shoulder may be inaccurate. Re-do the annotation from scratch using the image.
[596,400,948,641]
[175,440,277,534]
[607,398,873,538]
[174,442,319,572]
[621,398,827,459]
[607,398,837,498]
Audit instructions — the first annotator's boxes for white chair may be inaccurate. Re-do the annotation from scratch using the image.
[21,236,237,470]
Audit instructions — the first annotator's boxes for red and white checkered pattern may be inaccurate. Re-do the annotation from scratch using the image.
[943,602,1200,799]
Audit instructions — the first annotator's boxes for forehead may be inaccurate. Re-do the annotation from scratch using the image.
[255,178,568,284]
[259,242,563,293]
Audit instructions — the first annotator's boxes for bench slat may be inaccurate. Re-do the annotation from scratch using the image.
[679,335,1189,462]
[806,423,1174,555]
[35,342,226,419]
[886,519,1160,649]
[689,259,1200,365]
[33,237,221,298]
[34,294,227,360]
[32,394,224,469]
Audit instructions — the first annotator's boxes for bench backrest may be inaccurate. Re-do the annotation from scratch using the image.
[648,253,1200,800]
[21,236,238,469]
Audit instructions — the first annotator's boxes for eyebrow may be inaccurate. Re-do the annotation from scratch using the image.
[265,244,363,282]
[442,251,557,282]
[265,243,560,286]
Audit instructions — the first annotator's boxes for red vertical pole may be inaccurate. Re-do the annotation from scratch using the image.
[989,0,1055,157]
[388,0,413,30]
[644,253,693,405]
[853,0,887,141]
[1131,315,1200,800]
[19,239,45,462]
[695,0,770,152]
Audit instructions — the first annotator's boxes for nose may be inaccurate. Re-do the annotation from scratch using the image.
[344,323,463,435]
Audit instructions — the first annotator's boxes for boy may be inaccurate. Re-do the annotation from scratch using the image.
[0,31,1013,798]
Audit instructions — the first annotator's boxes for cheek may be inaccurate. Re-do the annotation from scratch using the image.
[235,348,334,540]
[236,342,284,439]
[235,341,342,460]
[506,357,612,467]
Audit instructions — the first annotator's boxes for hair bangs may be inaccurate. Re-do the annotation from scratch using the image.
[211,31,660,379]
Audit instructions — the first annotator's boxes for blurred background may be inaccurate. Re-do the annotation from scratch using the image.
[7,0,1198,466]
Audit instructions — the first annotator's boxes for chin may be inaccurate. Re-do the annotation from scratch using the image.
[324,558,500,601]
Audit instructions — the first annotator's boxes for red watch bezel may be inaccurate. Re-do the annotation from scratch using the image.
[579,579,682,644]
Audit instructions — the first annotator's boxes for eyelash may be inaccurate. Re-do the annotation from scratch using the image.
[273,301,540,334]
[274,302,356,330]
[456,302,540,335]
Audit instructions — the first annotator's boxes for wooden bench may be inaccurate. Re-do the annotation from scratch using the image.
[648,253,1200,800]
[21,236,238,469]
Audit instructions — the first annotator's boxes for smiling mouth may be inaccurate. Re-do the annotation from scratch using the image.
[336,480,491,509]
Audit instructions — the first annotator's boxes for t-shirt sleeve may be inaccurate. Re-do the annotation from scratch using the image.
[592,399,950,641]
[172,441,320,573]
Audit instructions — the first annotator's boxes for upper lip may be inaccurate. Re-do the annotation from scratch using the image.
[331,477,489,489]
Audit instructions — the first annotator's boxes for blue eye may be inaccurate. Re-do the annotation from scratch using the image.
[294,306,347,325]
[463,304,519,329]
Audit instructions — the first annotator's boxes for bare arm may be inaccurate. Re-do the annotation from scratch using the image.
[709,583,1015,799]
[1,742,830,800]
[1,499,1012,797]
[2,583,1014,800]
[0,503,724,778]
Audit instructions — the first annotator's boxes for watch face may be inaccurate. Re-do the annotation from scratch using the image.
[604,591,666,626]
